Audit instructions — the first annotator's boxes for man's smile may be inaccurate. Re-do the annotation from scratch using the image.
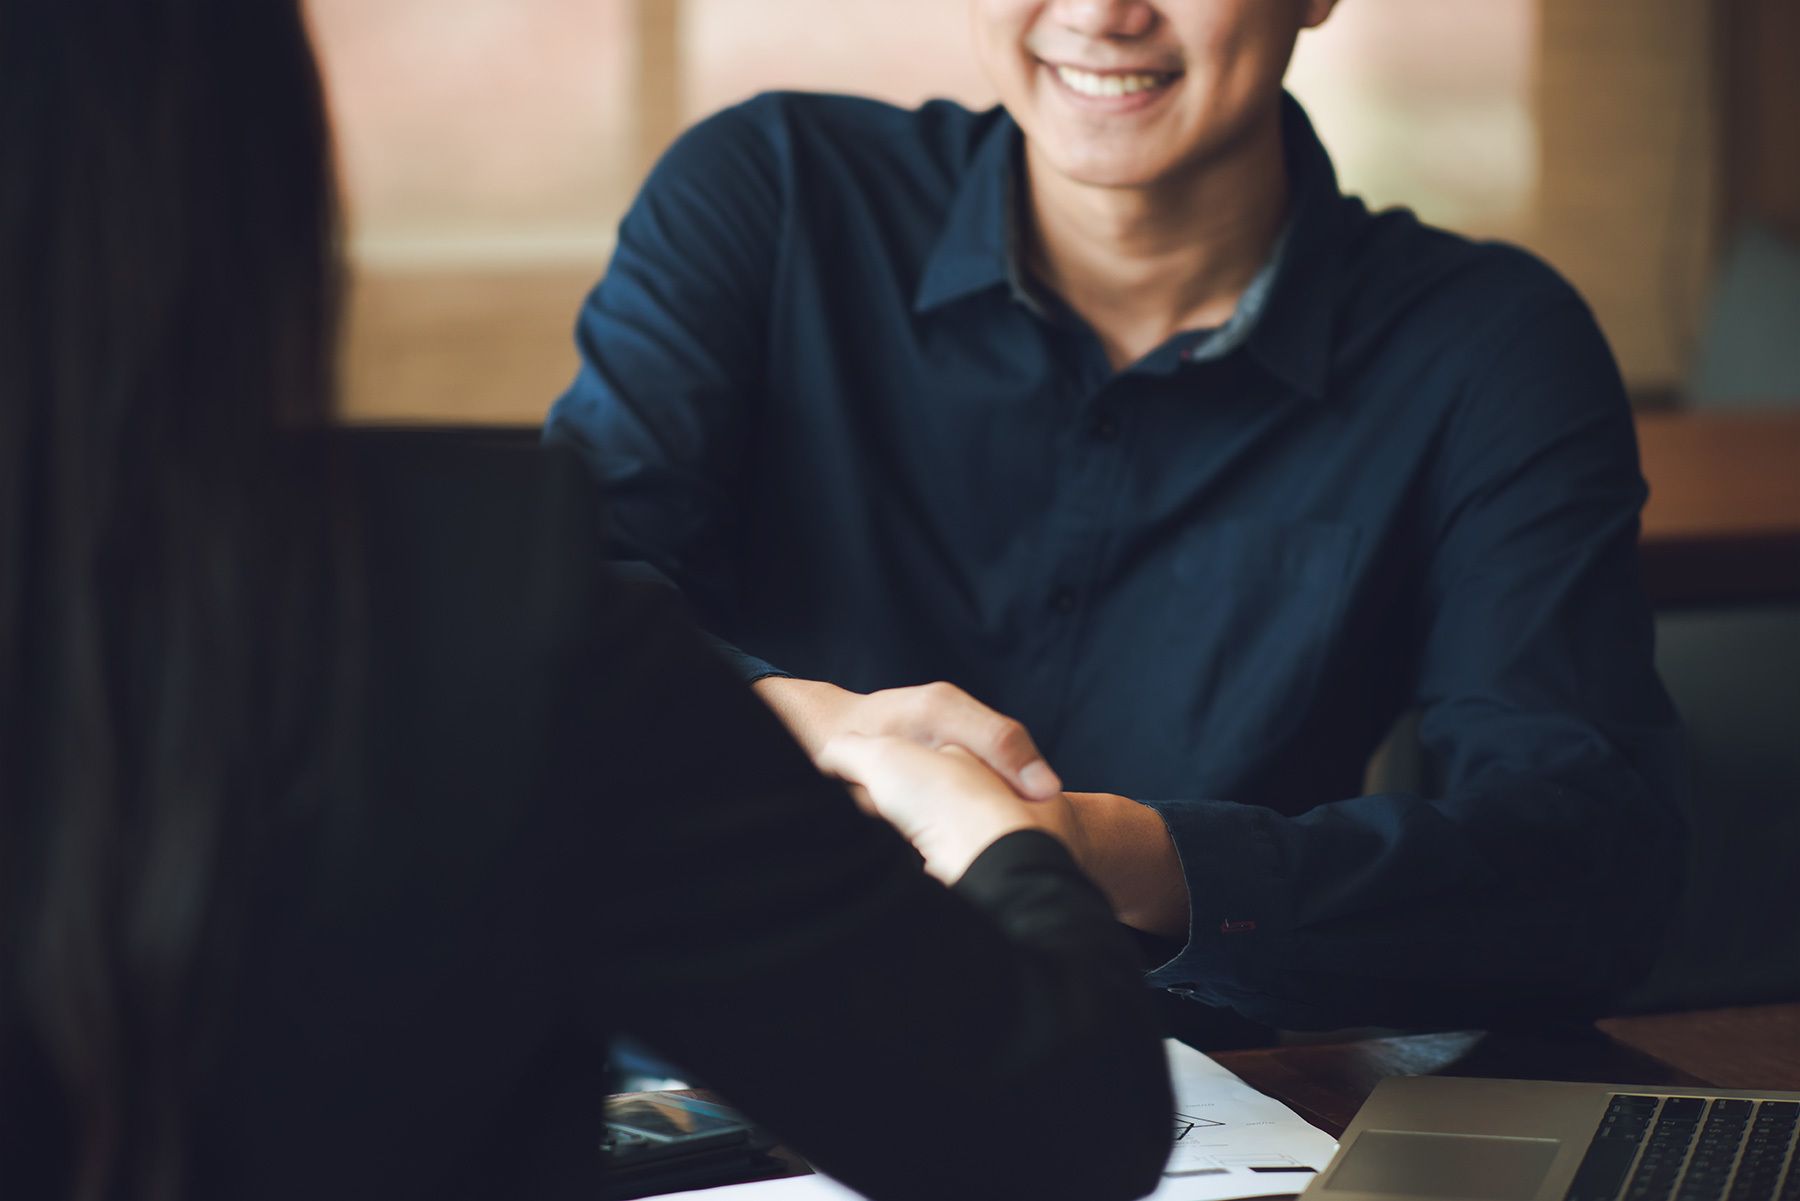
[1041,59,1183,110]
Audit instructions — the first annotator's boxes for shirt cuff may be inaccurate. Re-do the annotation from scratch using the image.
[1132,798,1286,1004]
[702,632,791,686]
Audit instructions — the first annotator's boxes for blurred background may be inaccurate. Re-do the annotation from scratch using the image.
[305,0,1798,424]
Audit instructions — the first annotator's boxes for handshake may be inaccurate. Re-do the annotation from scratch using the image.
[752,676,1190,940]
[755,677,1078,883]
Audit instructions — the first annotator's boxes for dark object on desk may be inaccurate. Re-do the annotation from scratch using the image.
[600,1094,780,1200]
[1304,1076,1800,1201]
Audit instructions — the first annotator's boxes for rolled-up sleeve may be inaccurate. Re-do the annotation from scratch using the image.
[1138,285,1687,1030]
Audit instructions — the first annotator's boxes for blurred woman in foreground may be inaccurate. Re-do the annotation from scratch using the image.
[0,1,1170,1198]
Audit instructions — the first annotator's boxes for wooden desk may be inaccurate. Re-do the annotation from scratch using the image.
[1637,411,1800,607]
[1218,1002,1800,1139]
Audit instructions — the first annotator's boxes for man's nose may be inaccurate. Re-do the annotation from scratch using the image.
[1045,0,1159,40]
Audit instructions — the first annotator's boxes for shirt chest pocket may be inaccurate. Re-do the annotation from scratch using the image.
[1164,520,1361,754]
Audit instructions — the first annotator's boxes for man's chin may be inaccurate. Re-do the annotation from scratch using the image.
[1036,148,1176,192]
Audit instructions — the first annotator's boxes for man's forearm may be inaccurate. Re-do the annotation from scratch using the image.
[1065,792,1191,940]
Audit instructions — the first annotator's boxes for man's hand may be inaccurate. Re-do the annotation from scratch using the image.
[754,677,1063,800]
[817,736,1071,884]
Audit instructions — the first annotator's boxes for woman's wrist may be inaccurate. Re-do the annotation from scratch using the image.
[918,802,1040,885]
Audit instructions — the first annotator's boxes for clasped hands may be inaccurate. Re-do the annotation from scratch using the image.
[753,677,1188,938]
[753,677,1075,880]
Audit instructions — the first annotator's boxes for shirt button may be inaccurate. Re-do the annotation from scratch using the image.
[1048,588,1077,614]
[1091,416,1120,442]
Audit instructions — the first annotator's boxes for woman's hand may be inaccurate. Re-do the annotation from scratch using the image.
[815,734,1080,884]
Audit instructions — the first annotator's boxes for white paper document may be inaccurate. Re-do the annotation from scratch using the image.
[682,1039,1338,1201]
[1148,1039,1337,1199]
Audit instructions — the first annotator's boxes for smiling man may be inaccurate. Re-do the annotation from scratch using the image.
[546,0,1685,1040]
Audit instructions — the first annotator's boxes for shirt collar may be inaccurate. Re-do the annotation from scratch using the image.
[1242,93,1353,401]
[913,109,1021,315]
[913,93,1354,402]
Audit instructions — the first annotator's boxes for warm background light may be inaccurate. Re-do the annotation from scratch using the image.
[306,0,1726,424]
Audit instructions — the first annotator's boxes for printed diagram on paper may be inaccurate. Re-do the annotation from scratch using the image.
[1153,1040,1339,1192]
[1168,1109,1308,1174]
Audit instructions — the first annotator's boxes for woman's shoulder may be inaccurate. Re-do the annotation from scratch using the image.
[338,426,598,549]
[335,426,607,628]
[311,427,629,748]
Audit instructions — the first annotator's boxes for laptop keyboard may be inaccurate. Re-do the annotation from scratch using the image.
[1565,1094,1800,1201]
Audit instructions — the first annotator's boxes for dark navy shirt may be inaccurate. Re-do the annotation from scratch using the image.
[546,92,1686,1030]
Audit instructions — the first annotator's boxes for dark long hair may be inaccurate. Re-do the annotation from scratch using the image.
[0,1,346,1196]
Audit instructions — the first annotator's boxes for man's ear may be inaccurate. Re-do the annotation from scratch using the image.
[1300,0,1341,31]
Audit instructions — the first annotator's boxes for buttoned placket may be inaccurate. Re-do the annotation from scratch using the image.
[1013,317,1145,752]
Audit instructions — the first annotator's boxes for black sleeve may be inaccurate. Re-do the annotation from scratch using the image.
[544,569,1171,1201]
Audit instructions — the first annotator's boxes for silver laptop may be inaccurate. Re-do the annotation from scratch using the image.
[1302,1077,1800,1201]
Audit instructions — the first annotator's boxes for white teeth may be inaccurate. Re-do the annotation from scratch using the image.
[1053,64,1169,98]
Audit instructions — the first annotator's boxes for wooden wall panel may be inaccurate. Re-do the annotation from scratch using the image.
[1531,0,1719,394]
[339,268,596,424]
